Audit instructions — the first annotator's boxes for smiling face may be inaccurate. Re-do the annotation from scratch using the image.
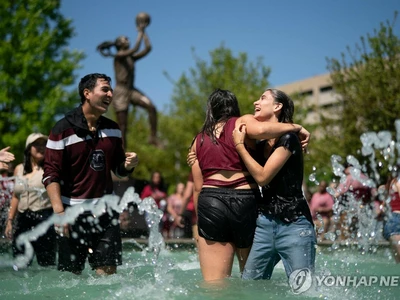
[84,78,113,115]
[253,90,281,122]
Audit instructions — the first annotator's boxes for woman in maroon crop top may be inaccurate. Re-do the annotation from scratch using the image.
[189,88,310,282]
[383,170,400,263]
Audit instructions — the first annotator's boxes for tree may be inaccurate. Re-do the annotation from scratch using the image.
[307,12,400,184]
[0,0,84,161]
[127,45,270,185]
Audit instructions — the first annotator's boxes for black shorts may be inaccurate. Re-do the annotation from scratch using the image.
[58,209,122,273]
[197,187,260,248]
[12,208,56,266]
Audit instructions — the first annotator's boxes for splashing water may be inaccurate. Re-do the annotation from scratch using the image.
[2,187,166,270]
[316,120,400,256]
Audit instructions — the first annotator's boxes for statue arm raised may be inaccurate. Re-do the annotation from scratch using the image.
[132,32,152,60]
[115,30,145,57]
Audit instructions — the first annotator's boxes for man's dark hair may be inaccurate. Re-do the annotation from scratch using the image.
[78,73,112,103]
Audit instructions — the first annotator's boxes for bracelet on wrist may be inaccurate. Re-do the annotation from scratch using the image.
[55,211,64,214]
[235,142,244,147]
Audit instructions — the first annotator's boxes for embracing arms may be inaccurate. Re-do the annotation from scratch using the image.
[232,124,292,186]
[239,114,310,150]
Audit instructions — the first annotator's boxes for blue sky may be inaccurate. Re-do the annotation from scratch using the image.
[60,0,399,111]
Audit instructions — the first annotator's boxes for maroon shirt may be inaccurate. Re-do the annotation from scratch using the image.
[43,106,129,205]
[195,117,256,187]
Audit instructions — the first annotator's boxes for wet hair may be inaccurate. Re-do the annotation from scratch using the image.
[78,73,111,104]
[23,144,44,175]
[199,89,241,144]
[266,88,294,123]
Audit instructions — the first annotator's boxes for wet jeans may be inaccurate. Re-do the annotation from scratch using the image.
[383,212,400,240]
[242,213,316,280]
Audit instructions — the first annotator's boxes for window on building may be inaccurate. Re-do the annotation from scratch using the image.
[320,85,333,93]
[299,90,313,97]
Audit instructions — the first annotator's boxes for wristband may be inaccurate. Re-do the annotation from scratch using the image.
[235,142,244,147]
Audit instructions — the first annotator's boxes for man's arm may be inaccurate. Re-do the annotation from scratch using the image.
[46,182,64,214]
[115,152,138,178]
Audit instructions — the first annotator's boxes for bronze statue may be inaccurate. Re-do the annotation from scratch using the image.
[97,12,158,146]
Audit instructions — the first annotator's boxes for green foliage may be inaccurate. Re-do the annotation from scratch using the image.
[288,93,328,185]
[126,44,270,185]
[312,12,400,183]
[0,0,84,162]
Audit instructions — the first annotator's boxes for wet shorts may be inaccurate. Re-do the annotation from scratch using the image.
[58,209,122,273]
[197,187,261,248]
[383,212,400,240]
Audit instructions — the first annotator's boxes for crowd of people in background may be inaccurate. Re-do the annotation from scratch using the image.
[0,75,398,284]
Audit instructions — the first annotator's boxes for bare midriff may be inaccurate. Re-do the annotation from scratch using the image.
[203,170,258,190]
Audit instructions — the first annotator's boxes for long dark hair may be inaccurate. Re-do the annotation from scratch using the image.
[23,145,44,175]
[199,88,241,144]
[149,171,166,192]
[266,88,294,123]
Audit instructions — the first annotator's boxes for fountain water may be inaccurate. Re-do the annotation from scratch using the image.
[1,122,400,299]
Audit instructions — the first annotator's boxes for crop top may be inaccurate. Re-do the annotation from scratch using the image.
[195,117,258,187]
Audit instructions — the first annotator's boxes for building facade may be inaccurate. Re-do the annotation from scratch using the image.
[275,73,342,124]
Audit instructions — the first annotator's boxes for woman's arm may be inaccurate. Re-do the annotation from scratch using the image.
[166,196,177,218]
[190,141,203,216]
[5,193,19,239]
[233,124,291,186]
[180,179,194,215]
[239,114,310,149]
[5,167,20,239]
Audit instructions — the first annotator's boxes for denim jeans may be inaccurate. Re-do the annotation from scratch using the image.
[242,213,316,280]
[383,212,400,240]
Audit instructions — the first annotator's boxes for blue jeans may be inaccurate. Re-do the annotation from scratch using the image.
[383,212,400,240]
[242,213,316,280]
